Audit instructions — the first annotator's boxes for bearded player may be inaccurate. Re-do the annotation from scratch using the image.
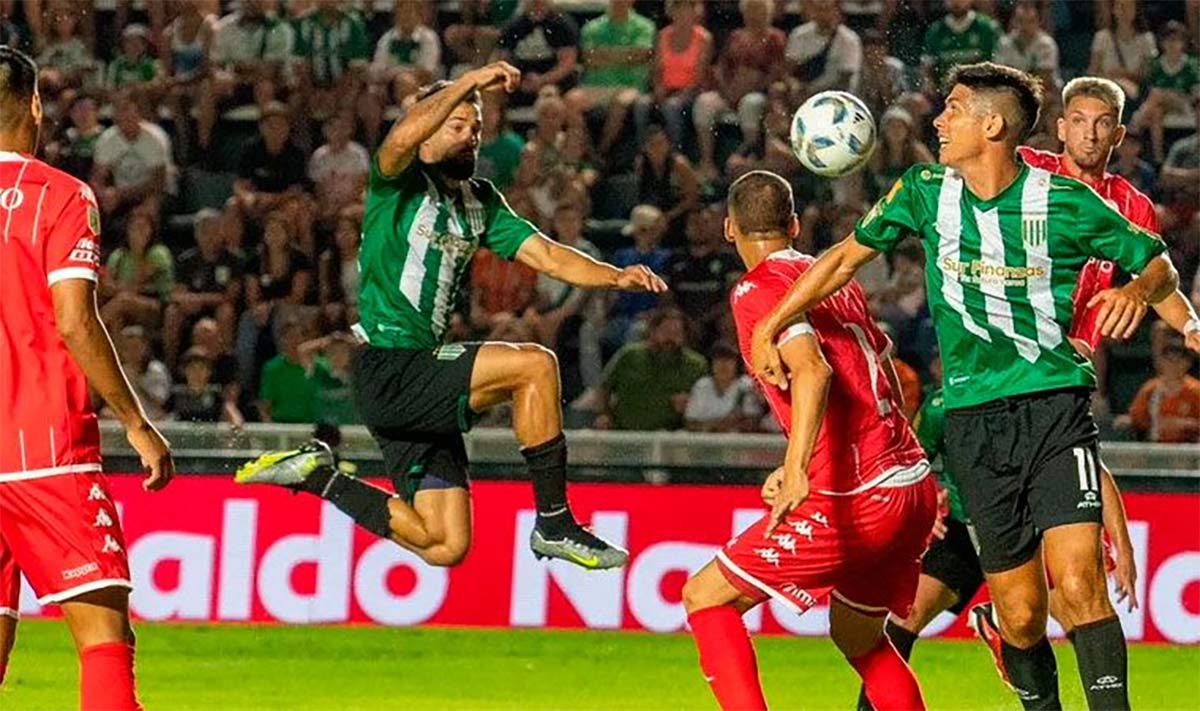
[0,47,174,709]
[681,171,937,711]
[751,63,1182,710]
[235,62,667,570]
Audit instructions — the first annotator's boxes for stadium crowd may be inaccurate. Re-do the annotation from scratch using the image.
[2,0,1197,441]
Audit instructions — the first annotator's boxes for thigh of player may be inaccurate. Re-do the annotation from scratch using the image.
[945,407,1040,575]
[917,517,986,618]
[0,474,131,608]
[354,343,484,435]
[373,430,472,552]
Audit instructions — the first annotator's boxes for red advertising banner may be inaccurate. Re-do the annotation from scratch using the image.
[18,477,1200,643]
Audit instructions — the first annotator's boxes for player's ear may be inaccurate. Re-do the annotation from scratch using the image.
[1112,124,1126,150]
[788,214,800,241]
[1056,115,1066,144]
[723,217,735,244]
[983,112,1007,142]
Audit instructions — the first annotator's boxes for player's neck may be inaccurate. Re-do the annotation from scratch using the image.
[740,239,792,270]
[0,131,35,156]
[957,151,1022,201]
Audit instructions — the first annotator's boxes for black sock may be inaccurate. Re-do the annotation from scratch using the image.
[1069,617,1130,711]
[298,466,394,539]
[522,434,574,535]
[857,620,919,711]
[1002,637,1062,710]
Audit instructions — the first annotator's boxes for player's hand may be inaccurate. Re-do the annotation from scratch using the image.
[465,61,521,94]
[1088,286,1149,340]
[750,320,787,390]
[126,420,175,492]
[761,466,785,506]
[932,488,950,540]
[1185,329,1200,354]
[1113,542,1139,613]
[615,265,668,293]
[765,473,809,536]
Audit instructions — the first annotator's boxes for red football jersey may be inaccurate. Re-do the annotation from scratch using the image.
[0,151,103,478]
[730,249,926,495]
[1018,146,1161,350]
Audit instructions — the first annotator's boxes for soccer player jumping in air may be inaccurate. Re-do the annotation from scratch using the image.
[682,171,937,711]
[751,63,1182,711]
[236,62,667,570]
[0,47,175,709]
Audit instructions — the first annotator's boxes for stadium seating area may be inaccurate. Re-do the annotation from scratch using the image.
[2,0,1196,439]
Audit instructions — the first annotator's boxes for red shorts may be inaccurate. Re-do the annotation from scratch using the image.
[0,470,131,611]
[717,475,938,618]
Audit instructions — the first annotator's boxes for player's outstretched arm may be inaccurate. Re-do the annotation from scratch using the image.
[516,233,669,292]
[376,61,521,176]
[1088,254,1179,340]
[765,330,832,534]
[750,235,879,388]
[51,279,174,491]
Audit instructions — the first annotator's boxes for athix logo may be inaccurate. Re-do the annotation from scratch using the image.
[1091,676,1123,691]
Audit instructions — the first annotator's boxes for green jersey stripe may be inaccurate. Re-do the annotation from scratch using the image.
[935,174,992,341]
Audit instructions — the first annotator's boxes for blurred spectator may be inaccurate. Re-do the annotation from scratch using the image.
[684,342,763,432]
[170,347,243,425]
[921,0,1000,95]
[693,0,785,180]
[318,208,362,330]
[198,0,295,151]
[113,325,171,420]
[188,316,243,411]
[1088,0,1156,103]
[605,205,671,350]
[257,319,317,423]
[162,0,217,162]
[868,107,934,200]
[994,0,1061,92]
[653,0,712,150]
[596,306,708,431]
[309,112,369,231]
[298,331,359,425]
[666,204,743,345]
[91,92,171,228]
[567,0,655,159]
[725,95,802,184]
[291,0,371,121]
[470,247,539,337]
[233,101,315,253]
[46,93,103,181]
[106,24,161,93]
[1130,21,1198,163]
[164,209,244,369]
[1160,94,1200,207]
[371,0,441,90]
[785,0,862,98]
[857,29,908,120]
[36,3,96,89]
[496,0,579,107]
[100,211,174,334]
[1118,342,1200,443]
[634,120,699,244]
[445,0,512,72]
[477,92,525,189]
[1111,131,1156,195]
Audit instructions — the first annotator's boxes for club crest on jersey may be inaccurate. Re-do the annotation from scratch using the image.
[1022,218,1047,248]
[87,204,101,236]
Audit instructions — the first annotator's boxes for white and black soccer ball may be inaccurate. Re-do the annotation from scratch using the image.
[789,91,877,177]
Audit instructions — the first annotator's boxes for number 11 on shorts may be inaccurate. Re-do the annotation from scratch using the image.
[1073,447,1099,492]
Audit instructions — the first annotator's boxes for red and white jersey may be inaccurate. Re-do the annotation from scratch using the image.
[0,151,103,479]
[730,249,926,495]
[1018,146,1161,351]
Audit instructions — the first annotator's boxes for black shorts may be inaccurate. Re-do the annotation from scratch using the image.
[353,343,483,502]
[921,518,985,614]
[944,387,1102,574]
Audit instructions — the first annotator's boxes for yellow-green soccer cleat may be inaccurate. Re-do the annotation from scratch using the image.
[530,526,629,570]
[235,440,334,487]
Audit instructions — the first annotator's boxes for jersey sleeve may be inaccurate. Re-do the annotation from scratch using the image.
[44,182,102,286]
[477,180,537,260]
[854,165,925,253]
[1072,185,1167,273]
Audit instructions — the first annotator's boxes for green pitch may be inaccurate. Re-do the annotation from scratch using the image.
[4,620,1197,710]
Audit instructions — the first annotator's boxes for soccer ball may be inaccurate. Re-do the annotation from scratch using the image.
[789,91,877,177]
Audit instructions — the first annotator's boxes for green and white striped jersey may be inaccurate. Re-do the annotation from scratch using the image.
[357,157,537,349]
[856,162,1166,409]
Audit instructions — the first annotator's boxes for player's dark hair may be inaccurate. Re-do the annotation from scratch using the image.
[947,62,1044,143]
[0,45,38,132]
[727,170,795,239]
[416,80,481,109]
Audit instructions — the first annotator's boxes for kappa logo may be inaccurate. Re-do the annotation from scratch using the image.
[789,520,814,542]
[754,548,781,567]
[94,508,114,528]
[88,483,107,501]
[772,533,797,554]
[101,535,122,553]
[733,281,756,300]
[810,512,828,528]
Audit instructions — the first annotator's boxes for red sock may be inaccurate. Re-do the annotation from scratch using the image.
[850,637,926,711]
[687,606,768,711]
[80,642,141,711]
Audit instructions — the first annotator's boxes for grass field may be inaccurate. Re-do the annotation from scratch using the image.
[4,620,1198,710]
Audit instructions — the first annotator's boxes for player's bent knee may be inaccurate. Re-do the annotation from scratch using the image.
[1052,572,1110,619]
[421,540,469,567]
